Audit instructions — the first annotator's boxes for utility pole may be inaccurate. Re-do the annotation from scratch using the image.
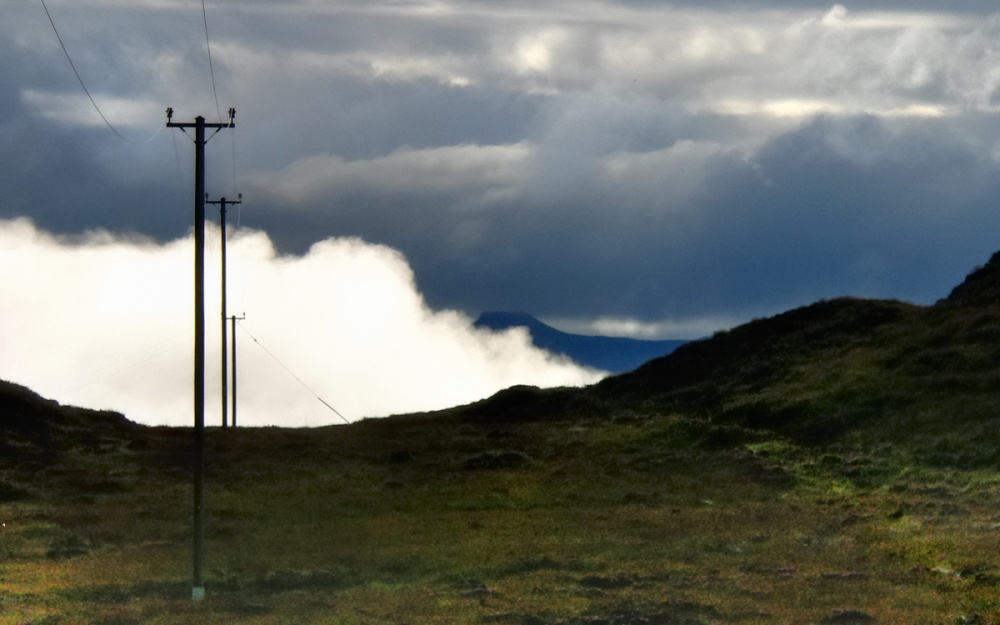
[230,313,245,427]
[207,194,241,429]
[166,107,235,602]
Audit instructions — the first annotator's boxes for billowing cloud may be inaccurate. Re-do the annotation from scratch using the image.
[0,218,602,426]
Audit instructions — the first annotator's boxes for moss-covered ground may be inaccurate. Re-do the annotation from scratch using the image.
[2,407,998,624]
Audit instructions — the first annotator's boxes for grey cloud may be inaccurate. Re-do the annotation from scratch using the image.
[614,1,1000,12]
[7,0,1000,339]
[247,113,1000,327]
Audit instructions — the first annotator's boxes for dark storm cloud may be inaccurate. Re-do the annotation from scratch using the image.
[684,116,1000,313]
[7,0,1000,338]
[247,112,1000,326]
[0,105,190,239]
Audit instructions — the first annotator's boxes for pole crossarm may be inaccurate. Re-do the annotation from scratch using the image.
[166,106,235,129]
[205,196,242,209]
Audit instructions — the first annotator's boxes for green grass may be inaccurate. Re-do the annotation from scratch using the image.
[3,409,1000,624]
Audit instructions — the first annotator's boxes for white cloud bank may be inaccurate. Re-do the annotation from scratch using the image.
[0,218,604,427]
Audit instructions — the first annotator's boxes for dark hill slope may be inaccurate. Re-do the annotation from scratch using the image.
[5,252,1000,467]
[940,248,1000,306]
[585,258,1000,456]
[461,255,1000,462]
[597,297,915,404]
[0,379,138,467]
[474,311,687,373]
[592,297,923,444]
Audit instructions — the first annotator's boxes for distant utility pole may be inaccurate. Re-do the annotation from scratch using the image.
[166,107,235,602]
[230,313,245,427]
[207,194,241,429]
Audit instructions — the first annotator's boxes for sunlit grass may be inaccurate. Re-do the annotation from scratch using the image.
[3,407,1000,625]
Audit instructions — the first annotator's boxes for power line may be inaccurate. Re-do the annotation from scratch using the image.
[236,322,352,425]
[59,329,190,395]
[40,0,127,140]
[201,0,223,123]
[40,0,163,144]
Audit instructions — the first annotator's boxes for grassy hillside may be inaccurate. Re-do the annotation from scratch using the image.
[598,254,1000,466]
[3,256,1000,623]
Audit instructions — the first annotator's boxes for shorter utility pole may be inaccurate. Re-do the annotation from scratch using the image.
[229,313,245,427]
[207,194,241,429]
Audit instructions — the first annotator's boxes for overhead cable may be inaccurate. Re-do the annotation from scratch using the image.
[41,0,126,139]
[40,0,162,144]
[237,322,352,425]
[201,0,223,122]
[60,329,190,395]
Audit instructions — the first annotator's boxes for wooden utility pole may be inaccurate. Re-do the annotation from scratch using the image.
[166,107,235,602]
[230,313,245,427]
[207,194,241,429]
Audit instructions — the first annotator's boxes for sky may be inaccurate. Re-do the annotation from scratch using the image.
[4,0,1000,425]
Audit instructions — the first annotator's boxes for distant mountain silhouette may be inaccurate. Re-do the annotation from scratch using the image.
[473,311,688,374]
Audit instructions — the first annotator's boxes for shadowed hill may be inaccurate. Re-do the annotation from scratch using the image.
[0,380,137,450]
[593,296,925,444]
[7,249,1000,459]
[7,252,1000,457]
[0,380,130,430]
[474,311,688,373]
[940,248,1000,306]
[596,296,916,402]
[464,254,1000,458]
